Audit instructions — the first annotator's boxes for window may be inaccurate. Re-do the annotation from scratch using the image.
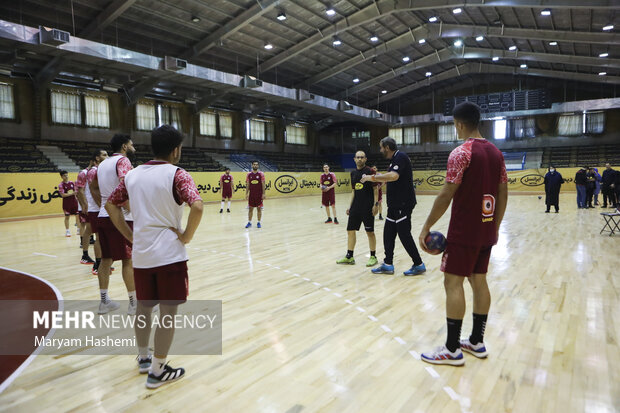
[286,124,308,145]
[388,127,403,144]
[159,105,181,130]
[438,123,457,142]
[585,112,604,134]
[199,112,217,136]
[51,91,81,125]
[246,118,274,142]
[219,112,232,138]
[84,95,110,128]
[0,82,15,120]
[510,117,535,139]
[403,126,420,145]
[136,102,156,131]
[494,119,507,140]
[557,113,582,136]
[352,131,370,139]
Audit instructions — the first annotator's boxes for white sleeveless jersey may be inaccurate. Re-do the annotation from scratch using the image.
[124,163,187,268]
[97,154,133,220]
[85,167,99,213]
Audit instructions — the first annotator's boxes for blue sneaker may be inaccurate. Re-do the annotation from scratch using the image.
[371,263,394,274]
[257,222,262,228]
[404,263,426,276]
[245,222,252,228]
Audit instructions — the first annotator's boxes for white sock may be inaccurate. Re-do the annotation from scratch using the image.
[227,201,231,209]
[100,289,109,303]
[138,347,150,359]
[128,291,137,307]
[220,201,224,209]
[150,356,166,376]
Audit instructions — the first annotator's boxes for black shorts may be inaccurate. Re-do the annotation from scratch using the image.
[347,211,374,232]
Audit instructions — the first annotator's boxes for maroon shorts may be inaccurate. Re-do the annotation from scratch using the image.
[87,212,99,233]
[134,261,188,305]
[322,190,335,207]
[97,217,133,261]
[248,193,263,208]
[440,243,493,277]
[221,186,233,199]
[63,198,78,215]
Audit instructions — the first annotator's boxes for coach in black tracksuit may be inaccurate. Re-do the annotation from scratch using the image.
[361,137,426,276]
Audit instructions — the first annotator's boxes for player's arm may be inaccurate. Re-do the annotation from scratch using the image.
[174,199,203,244]
[495,183,508,234]
[372,185,379,216]
[169,171,204,244]
[76,187,88,212]
[261,177,266,200]
[245,175,250,200]
[329,174,337,190]
[90,173,102,207]
[105,182,132,243]
[364,171,399,183]
[346,189,355,215]
[419,182,459,252]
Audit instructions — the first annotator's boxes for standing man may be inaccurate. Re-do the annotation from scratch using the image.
[59,170,79,237]
[543,166,563,213]
[320,163,338,224]
[418,102,508,365]
[245,161,265,228]
[362,138,426,276]
[601,163,616,208]
[220,168,233,213]
[106,125,203,389]
[76,159,95,265]
[585,167,596,208]
[336,151,378,267]
[85,149,109,275]
[575,167,587,209]
[90,134,137,315]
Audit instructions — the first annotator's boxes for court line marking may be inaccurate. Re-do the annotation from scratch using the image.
[394,336,406,345]
[425,366,440,378]
[0,266,64,395]
[32,252,57,258]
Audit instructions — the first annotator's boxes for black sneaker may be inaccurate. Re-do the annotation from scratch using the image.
[137,355,152,374]
[325,217,332,224]
[334,218,339,224]
[146,363,185,389]
[219,209,223,213]
[378,214,383,220]
[227,208,230,213]
[89,235,95,245]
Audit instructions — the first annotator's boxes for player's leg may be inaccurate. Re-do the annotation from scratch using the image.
[64,213,70,236]
[331,204,337,223]
[257,205,262,222]
[397,214,425,276]
[374,210,396,274]
[121,258,137,314]
[80,222,94,264]
[227,197,231,212]
[363,214,377,267]
[220,198,224,213]
[147,302,184,388]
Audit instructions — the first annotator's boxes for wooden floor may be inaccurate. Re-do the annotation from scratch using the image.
[0,193,618,413]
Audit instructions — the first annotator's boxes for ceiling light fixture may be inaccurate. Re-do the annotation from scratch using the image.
[476,36,484,41]
[428,16,438,22]
[599,72,607,76]
[353,78,360,83]
[370,35,379,42]
[520,64,527,68]
[372,57,377,64]
[191,16,200,23]
[264,43,273,50]
[541,9,551,16]
[549,41,558,46]
[332,37,342,46]
[454,39,463,47]
[326,7,336,16]
[509,45,517,51]
[381,90,387,94]
[492,57,499,61]
[425,72,432,77]
[402,56,410,62]
[418,38,426,44]
[599,52,609,57]
[277,12,287,21]
[602,25,614,31]
[453,8,462,14]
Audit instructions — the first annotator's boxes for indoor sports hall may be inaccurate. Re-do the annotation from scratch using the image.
[0,1,618,412]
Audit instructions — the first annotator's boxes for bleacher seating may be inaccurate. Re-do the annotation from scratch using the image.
[0,138,56,172]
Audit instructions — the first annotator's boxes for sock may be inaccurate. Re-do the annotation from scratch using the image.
[138,347,150,359]
[100,289,109,303]
[220,201,224,209]
[346,250,353,259]
[257,221,261,224]
[445,318,463,353]
[469,313,488,345]
[227,201,231,208]
[128,291,137,307]
[150,356,166,376]
[82,251,89,258]
[94,258,101,270]
[370,250,376,257]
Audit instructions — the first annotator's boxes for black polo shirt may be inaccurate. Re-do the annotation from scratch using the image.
[386,150,416,210]
[350,166,374,214]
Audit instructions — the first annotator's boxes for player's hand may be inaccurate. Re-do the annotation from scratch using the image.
[360,174,370,183]
[346,208,350,216]
[372,205,378,216]
[418,229,431,253]
[245,194,249,200]
[170,227,191,244]
[262,194,265,200]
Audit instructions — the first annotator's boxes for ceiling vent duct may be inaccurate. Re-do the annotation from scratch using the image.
[338,100,353,111]
[240,75,263,88]
[164,56,187,71]
[296,89,315,101]
[39,26,70,46]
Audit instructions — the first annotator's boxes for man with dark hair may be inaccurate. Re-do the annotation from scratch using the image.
[361,137,425,276]
[58,170,79,237]
[320,163,338,224]
[76,158,95,264]
[220,168,233,213]
[106,124,203,389]
[601,163,616,208]
[85,149,109,274]
[90,134,137,314]
[543,165,563,213]
[245,161,265,228]
[585,167,597,208]
[337,151,378,267]
[418,101,508,365]
[575,167,587,208]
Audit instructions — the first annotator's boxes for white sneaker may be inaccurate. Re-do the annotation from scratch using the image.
[128,301,137,315]
[421,345,465,366]
[65,229,71,237]
[98,300,120,314]
[460,338,488,358]
[76,227,80,235]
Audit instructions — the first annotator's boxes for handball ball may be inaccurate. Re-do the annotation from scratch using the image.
[538,196,542,200]
[321,185,327,190]
[424,231,446,255]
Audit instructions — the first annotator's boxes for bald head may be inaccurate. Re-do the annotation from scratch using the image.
[354,151,367,169]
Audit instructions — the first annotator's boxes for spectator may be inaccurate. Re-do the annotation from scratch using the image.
[585,167,597,208]
[543,166,564,213]
[592,167,602,206]
[574,167,587,209]
[601,163,616,208]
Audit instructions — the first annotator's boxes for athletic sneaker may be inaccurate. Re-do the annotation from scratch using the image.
[336,256,355,265]
[92,268,98,276]
[334,218,339,224]
[227,209,230,213]
[146,363,185,389]
[371,262,394,274]
[404,263,426,276]
[421,345,465,366]
[366,256,378,267]
[257,222,262,228]
[325,217,332,224]
[128,301,137,316]
[80,256,95,265]
[219,209,223,213]
[378,214,383,220]
[76,227,80,235]
[460,338,488,358]
[137,355,152,373]
[65,229,71,237]
[98,300,120,314]
[245,222,252,228]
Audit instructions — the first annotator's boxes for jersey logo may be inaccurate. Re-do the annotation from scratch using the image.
[355,182,364,190]
[392,164,399,170]
[224,180,230,183]
[482,194,495,220]
[250,179,259,184]
[323,181,331,185]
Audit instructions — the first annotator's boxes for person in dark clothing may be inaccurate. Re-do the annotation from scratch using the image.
[614,169,620,209]
[593,167,602,206]
[544,166,564,213]
[361,137,426,276]
[585,167,596,208]
[601,163,617,208]
[574,167,587,208]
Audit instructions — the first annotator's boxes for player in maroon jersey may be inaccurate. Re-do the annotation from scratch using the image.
[245,161,265,228]
[59,170,79,237]
[419,102,508,366]
[220,168,233,213]
[320,164,338,224]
